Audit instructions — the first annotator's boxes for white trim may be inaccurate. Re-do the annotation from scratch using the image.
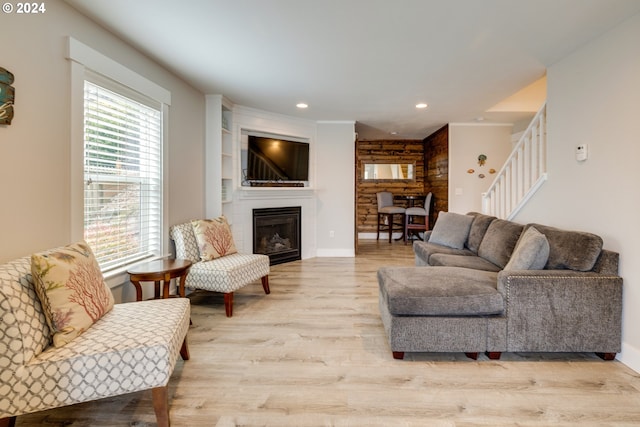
[316,248,355,257]
[66,37,171,106]
[67,36,171,282]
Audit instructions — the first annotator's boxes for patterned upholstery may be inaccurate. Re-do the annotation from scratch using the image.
[170,221,270,293]
[0,252,190,420]
[187,253,270,292]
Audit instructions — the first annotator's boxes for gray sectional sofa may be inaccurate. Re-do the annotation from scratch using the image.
[377,212,623,360]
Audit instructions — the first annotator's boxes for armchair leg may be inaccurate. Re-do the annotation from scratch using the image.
[151,386,170,427]
[180,337,190,360]
[0,417,16,427]
[224,292,234,317]
[261,275,270,294]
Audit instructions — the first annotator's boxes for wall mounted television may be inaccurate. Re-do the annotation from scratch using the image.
[246,135,310,182]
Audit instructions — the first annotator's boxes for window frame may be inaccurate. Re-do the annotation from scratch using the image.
[68,37,171,287]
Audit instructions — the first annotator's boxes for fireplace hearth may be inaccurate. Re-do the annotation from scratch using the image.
[253,206,301,265]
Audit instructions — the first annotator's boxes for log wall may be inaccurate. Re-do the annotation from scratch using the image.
[356,139,426,234]
[424,125,449,226]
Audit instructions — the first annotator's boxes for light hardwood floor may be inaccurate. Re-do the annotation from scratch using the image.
[18,240,640,426]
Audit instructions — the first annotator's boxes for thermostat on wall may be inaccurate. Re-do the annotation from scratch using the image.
[576,144,588,161]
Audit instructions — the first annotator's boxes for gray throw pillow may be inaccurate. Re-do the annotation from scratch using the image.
[504,226,550,271]
[428,212,474,249]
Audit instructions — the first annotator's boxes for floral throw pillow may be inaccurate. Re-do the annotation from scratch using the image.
[192,216,238,261]
[31,241,114,347]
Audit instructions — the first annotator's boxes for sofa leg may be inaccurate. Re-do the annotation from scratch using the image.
[151,386,170,427]
[261,275,270,294]
[596,352,616,360]
[0,417,16,427]
[224,292,233,317]
[180,337,190,361]
[392,351,405,360]
[486,352,502,360]
[465,352,479,360]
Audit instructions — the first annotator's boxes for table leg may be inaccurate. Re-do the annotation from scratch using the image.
[162,273,171,299]
[131,279,143,302]
[178,272,187,297]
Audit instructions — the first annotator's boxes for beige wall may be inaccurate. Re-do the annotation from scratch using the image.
[513,12,640,371]
[0,2,205,297]
[448,124,513,214]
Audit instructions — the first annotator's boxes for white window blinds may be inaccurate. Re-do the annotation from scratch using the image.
[83,79,162,271]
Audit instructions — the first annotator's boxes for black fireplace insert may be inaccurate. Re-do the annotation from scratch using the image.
[253,206,301,265]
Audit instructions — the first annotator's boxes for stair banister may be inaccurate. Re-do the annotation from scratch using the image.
[482,102,547,220]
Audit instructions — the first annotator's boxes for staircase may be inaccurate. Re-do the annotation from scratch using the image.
[482,102,547,219]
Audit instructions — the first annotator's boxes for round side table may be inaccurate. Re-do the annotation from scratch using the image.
[127,259,192,301]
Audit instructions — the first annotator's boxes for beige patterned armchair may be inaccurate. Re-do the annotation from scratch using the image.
[0,252,191,427]
[170,219,270,317]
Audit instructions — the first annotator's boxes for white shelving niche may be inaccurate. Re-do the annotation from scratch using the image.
[205,94,235,222]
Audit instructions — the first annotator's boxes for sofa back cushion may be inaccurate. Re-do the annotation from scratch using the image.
[170,222,201,263]
[478,219,524,268]
[428,212,474,249]
[0,255,51,369]
[504,226,550,270]
[526,223,603,271]
[466,212,497,253]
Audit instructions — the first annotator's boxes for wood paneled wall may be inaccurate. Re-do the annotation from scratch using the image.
[356,139,426,233]
[424,125,449,226]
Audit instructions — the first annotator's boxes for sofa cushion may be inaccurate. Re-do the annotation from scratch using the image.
[428,212,474,249]
[466,212,497,253]
[413,241,474,266]
[378,266,503,316]
[192,216,238,261]
[477,219,524,269]
[170,222,201,263]
[504,226,550,271]
[527,223,603,271]
[429,253,502,272]
[31,241,115,347]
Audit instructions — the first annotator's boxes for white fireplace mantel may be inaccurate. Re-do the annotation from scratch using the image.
[232,187,317,260]
[237,187,316,200]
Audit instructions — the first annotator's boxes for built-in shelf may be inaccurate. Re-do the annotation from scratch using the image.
[205,94,235,219]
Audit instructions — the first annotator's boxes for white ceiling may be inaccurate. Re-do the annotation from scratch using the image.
[65,0,640,140]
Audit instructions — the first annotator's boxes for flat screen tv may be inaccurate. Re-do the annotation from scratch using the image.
[246,135,309,182]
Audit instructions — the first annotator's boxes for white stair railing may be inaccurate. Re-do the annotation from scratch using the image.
[482,102,547,219]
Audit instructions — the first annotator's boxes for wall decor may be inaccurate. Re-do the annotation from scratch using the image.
[0,67,15,125]
[466,154,497,179]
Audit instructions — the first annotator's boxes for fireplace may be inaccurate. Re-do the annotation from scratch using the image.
[253,206,301,265]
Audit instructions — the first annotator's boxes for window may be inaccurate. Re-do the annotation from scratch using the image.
[68,37,171,279]
[83,78,162,271]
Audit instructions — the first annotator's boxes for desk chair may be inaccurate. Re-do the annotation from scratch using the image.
[376,191,406,243]
[404,192,433,244]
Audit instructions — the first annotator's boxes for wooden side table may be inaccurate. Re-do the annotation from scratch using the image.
[127,259,192,301]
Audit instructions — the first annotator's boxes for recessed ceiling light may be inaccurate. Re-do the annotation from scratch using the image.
[416,103,428,109]
[296,103,308,109]
[390,131,398,135]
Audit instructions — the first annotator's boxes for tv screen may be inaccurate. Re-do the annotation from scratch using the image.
[246,135,309,181]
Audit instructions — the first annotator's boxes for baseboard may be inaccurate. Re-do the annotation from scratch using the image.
[358,232,404,240]
[316,248,355,257]
[620,342,640,373]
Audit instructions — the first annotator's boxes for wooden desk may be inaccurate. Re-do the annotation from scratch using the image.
[127,259,192,301]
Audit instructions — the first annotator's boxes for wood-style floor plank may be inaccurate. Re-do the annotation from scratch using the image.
[16,241,640,426]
